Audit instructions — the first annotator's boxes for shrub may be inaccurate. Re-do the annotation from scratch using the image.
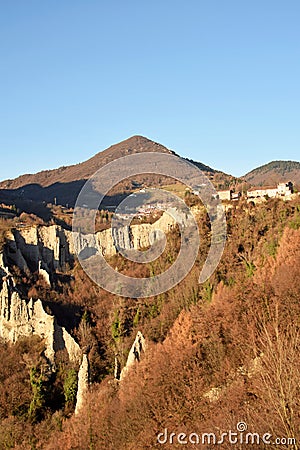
[63,369,78,406]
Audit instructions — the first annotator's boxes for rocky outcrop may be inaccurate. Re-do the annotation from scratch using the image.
[0,269,81,366]
[1,206,191,278]
[203,355,263,403]
[120,331,146,380]
[75,353,89,415]
[5,225,72,273]
[0,212,178,369]
[3,234,28,272]
[3,212,178,274]
[94,211,177,259]
[0,253,9,278]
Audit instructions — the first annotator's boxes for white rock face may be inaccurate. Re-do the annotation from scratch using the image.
[5,225,69,273]
[0,274,81,365]
[0,213,177,371]
[3,211,178,275]
[112,225,133,252]
[82,211,177,260]
[120,331,146,380]
[75,354,89,415]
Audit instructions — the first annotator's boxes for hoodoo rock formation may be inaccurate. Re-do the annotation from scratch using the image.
[3,211,178,275]
[75,353,90,415]
[120,331,146,380]
[0,209,181,374]
[0,257,81,365]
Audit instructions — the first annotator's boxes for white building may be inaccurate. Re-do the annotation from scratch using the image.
[217,190,232,201]
[247,182,293,199]
[277,182,294,197]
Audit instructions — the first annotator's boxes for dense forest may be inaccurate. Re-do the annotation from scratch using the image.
[0,196,300,449]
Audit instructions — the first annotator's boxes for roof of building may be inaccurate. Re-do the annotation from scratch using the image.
[247,186,277,192]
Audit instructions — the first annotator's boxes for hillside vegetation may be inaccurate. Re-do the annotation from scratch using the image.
[244,160,300,187]
[0,197,300,448]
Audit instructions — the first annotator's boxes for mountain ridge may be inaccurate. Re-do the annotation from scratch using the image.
[0,136,238,211]
[244,160,300,187]
[0,136,175,189]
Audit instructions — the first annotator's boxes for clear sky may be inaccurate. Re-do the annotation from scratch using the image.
[0,0,299,181]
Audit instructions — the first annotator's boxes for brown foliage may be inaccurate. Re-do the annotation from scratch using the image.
[2,198,300,448]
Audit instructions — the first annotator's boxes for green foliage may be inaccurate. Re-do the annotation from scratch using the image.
[28,367,47,422]
[111,310,122,342]
[244,260,256,277]
[147,295,163,319]
[149,303,159,319]
[133,308,141,328]
[82,309,91,325]
[187,285,199,306]
[166,251,175,264]
[63,369,78,406]
[202,281,213,302]
[289,218,300,230]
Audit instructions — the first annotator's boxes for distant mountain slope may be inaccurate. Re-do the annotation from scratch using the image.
[0,136,237,211]
[244,160,300,187]
[0,136,174,190]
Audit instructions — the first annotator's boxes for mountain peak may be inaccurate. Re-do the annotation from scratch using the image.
[101,135,175,156]
[0,135,237,213]
[0,135,175,191]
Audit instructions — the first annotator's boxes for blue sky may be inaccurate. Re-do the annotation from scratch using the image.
[0,0,299,181]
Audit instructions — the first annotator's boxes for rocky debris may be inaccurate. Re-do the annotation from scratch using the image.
[120,331,146,380]
[237,354,263,378]
[75,353,90,415]
[203,386,223,402]
[203,354,264,403]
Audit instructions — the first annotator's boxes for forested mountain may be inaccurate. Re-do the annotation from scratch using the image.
[244,160,300,187]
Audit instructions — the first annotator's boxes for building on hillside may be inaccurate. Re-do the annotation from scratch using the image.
[247,186,278,199]
[247,182,294,199]
[215,190,242,202]
[217,190,233,201]
[216,190,242,201]
[277,182,294,197]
